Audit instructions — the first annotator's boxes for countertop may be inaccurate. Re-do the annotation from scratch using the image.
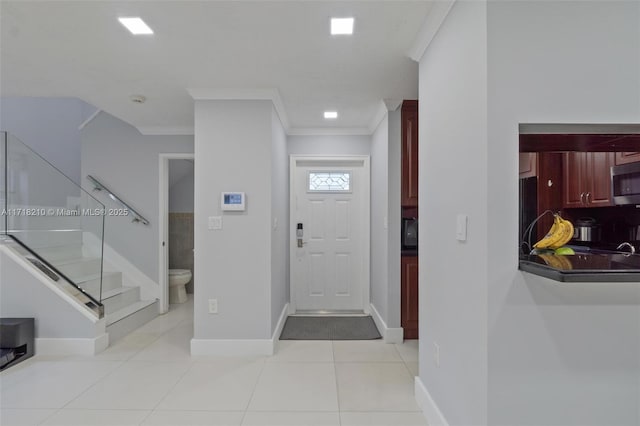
[519,251,640,282]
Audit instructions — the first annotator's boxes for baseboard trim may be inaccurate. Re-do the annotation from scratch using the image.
[415,376,450,426]
[369,303,404,343]
[35,333,109,356]
[271,303,289,355]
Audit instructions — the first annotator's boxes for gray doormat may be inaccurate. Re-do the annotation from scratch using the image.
[279,316,381,340]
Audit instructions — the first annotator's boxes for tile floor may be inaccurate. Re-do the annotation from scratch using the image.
[0,298,425,426]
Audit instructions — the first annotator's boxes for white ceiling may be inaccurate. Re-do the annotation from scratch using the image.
[0,1,432,134]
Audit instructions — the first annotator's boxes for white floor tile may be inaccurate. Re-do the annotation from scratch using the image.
[130,322,193,362]
[142,411,243,425]
[0,408,55,426]
[0,361,120,409]
[406,362,419,377]
[95,332,160,361]
[66,361,191,410]
[394,340,419,363]
[41,409,150,426]
[248,363,338,412]
[241,411,340,426]
[340,412,428,426]
[268,341,334,363]
[333,341,403,363]
[155,359,265,411]
[335,363,420,412]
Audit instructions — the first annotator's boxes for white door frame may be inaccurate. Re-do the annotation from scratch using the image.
[158,153,195,314]
[288,155,371,314]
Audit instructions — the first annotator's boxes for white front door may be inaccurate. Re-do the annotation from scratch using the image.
[290,157,370,313]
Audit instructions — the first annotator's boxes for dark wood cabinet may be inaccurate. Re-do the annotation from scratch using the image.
[563,152,613,208]
[519,153,537,178]
[401,101,418,207]
[401,255,418,339]
[615,152,640,165]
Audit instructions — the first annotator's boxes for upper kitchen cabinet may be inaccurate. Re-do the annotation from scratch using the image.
[563,152,614,208]
[401,100,419,207]
[519,153,537,178]
[615,152,640,165]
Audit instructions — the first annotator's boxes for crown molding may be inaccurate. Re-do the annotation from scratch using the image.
[136,126,194,136]
[407,0,456,62]
[287,127,371,136]
[187,87,291,132]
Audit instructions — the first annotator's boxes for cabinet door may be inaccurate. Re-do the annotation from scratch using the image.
[615,152,640,165]
[401,101,419,207]
[585,152,613,207]
[563,152,585,208]
[401,256,419,339]
[519,153,537,178]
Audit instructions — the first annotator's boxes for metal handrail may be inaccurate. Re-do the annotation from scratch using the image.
[86,175,150,225]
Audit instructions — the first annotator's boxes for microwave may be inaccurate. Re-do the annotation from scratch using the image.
[402,218,418,248]
[611,161,640,205]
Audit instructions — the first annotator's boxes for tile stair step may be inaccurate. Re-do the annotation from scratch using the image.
[29,244,85,263]
[71,271,122,299]
[9,230,83,249]
[101,286,141,315]
[52,257,103,279]
[106,300,159,342]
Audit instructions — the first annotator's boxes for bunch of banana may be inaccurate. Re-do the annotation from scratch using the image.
[538,253,573,270]
[533,214,574,250]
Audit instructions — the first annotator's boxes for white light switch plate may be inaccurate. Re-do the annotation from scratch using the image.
[456,214,468,241]
[208,216,222,230]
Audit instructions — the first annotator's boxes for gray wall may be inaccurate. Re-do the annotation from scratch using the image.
[288,135,371,156]
[418,1,489,425]
[371,116,390,324]
[0,248,99,338]
[271,108,288,333]
[81,112,194,283]
[0,97,96,185]
[194,100,273,340]
[169,161,195,213]
[387,110,401,329]
[486,1,640,425]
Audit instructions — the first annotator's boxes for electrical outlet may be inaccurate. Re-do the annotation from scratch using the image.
[208,216,222,230]
[433,342,440,368]
[208,298,218,314]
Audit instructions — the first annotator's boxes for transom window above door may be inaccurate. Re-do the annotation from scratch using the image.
[308,172,351,192]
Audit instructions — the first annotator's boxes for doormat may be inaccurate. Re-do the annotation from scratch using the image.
[279,316,382,340]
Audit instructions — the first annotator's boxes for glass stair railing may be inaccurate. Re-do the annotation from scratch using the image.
[0,131,105,318]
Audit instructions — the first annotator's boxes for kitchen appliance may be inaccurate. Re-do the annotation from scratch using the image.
[519,177,538,248]
[611,161,640,205]
[572,217,601,242]
[402,218,418,249]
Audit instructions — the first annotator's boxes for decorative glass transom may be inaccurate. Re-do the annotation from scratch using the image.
[308,172,351,192]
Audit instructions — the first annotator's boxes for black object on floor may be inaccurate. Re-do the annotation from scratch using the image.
[280,316,381,340]
[0,318,35,371]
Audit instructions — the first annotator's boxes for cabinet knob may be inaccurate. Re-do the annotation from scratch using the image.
[586,192,591,204]
[580,192,585,205]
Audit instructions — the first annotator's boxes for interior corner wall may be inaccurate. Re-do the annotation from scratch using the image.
[0,97,94,185]
[387,109,402,328]
[418,1,489,425]
[486,1,640,425]
[193,100,272,340]
[271,107,289,334]
[80,112,194,283]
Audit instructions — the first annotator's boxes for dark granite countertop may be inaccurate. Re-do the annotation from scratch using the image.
[401,249,418,257]
[519,252,640,282]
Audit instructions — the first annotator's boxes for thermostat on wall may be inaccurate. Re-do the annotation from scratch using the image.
[221,192,246,211]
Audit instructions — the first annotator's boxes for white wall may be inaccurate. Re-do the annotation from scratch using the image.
[418,1,489,425]
[0,97,96,185]
[288,135,371,156]
[387,110,402,328]
[486,1,640,425]
[81,112,194,282]
[0,247,100,338]
[169,162,194,213]
[271,108,288,333]
[193,100,273,341]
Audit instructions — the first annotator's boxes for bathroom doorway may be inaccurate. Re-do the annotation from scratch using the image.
[158,154,195,313]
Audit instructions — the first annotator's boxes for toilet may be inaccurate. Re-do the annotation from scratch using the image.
[168,269,192,304]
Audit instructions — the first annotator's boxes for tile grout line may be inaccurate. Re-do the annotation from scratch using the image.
[239,358,268,425]
[331,340,342,426]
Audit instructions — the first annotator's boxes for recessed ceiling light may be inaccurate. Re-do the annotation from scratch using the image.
[331,17,354,35]
[118,17,153,35]
[324,111,338,119]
